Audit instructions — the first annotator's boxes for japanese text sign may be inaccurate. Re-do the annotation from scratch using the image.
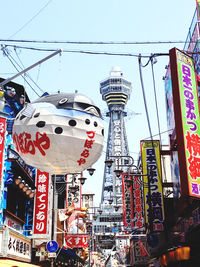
[140,140,165,231]
[33,170,49,235]
[65,234,89,248]
[122,173,134,229]
[170,48,200,197]
[7,232,31,261]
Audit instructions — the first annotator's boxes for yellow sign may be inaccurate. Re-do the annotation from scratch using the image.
[141,140,164,231]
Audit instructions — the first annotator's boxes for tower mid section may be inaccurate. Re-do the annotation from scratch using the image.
[100,66,132,206]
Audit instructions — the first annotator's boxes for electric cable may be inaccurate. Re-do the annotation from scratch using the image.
[8,0,54,39]
[2,47,41,97]
[0,39,193,45]
[13,46,45,94]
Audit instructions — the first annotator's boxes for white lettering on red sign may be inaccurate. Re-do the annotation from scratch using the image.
[33,170,49,235]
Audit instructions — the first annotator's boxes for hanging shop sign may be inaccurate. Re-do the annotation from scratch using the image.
[12,93,104,174]
[66,174,81,208]
[169,48,200,197]
[122,173,134,230]
[132,175,145,230]
[65,234,89,249]
[0,117,6,184]
[33,170,50,237]
[140,140,165,231]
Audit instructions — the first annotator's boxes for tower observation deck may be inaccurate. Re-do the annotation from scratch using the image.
[100,66,132,207]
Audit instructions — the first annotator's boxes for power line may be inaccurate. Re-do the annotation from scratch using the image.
[8,0,54,39]
[0,39,193,45]
[1,44,169,58]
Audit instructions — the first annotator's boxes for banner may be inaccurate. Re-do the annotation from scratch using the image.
[170,48,200,197]
[0,117,6,184]
[122,173,134,230]
[33,170,50,236]
[140,140,164,231]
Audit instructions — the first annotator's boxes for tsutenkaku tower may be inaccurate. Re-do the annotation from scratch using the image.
[100,66,132,206]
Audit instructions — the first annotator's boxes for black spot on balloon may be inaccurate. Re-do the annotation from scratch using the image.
[36,121,46,128]
[55,127,63,134]
[102,129,104,136]
[69,120,77,127]
[34,113,40,118]
[85,119,90,125]
[94,121,98,127]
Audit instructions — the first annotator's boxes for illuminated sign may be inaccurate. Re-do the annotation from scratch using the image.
[140,140,165,231]
[170,48,200,197]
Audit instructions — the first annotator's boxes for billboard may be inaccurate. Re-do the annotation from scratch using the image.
[140,140,164,231]
[169,48,200,197]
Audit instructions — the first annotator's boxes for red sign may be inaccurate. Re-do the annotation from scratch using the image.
[65,234,89,248]
[122,173,134,229]
[33,170,49,235]
[0,117,6,183]
[132,176,144,230]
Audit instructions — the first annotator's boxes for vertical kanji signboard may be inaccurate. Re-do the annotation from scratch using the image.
[140,140,164,231]
[170,48,200,197]
[33,170,50,237]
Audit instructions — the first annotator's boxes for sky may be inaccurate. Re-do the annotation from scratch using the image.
[0,0,197,205]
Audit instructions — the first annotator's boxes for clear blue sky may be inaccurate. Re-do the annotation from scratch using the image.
[0,0,196,205]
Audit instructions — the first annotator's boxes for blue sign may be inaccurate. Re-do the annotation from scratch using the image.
[47,241,59,253]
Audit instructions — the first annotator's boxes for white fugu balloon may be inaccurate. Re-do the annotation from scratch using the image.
[12,93,104,174]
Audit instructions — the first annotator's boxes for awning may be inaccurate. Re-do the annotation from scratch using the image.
[0,259,39,266]
[56,248,84,264]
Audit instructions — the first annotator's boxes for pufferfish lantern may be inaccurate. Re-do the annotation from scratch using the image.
[12,93,104,174]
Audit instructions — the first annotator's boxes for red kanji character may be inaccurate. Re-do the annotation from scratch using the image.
[188,155,200,180]
[135,198,142,205]
[186,131,200,156]
[84,139,95,149]
[135,220,143,228]
[136,213,142,220]
[81,149,90,158]
[134,189,141,198]
[77,158,86,166]
[135,205,142,213]
[34,132,50,156]
[86,131,95,139]
[133,180,141,189]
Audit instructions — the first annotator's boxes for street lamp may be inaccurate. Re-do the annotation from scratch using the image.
[87,167,96,176]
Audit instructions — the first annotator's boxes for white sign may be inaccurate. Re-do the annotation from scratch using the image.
[48,252,57,258]
[7,231,31,261]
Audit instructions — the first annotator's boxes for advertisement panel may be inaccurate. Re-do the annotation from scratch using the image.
[0,117,6,184]
[140,140,164,231]
[169,48,200,197]
[33,170,50,236]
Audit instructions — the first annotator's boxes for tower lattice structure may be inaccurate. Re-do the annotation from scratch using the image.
[100,66,132,207]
